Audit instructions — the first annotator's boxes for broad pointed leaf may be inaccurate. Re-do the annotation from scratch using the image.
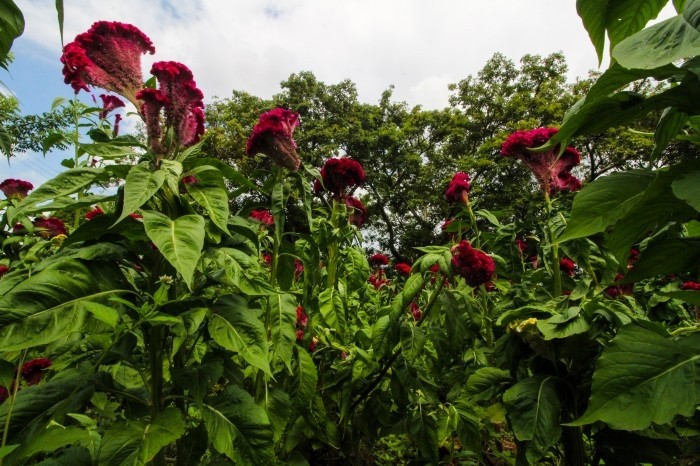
[184,165,230,234]
[270,292,297,370]
[114,164,166,225]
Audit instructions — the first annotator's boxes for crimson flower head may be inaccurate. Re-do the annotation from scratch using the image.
[0,265,8,278]
[34,217,67,238]
[85,206,104,220]
[451,240,495,287]
[250,209,274,226]
[500,127,582,195]
[560,257,576,277]
[294,259,304,279]
[319,157,365,197]
[681,281,700,291]
[99,94,125,119]
[21,358,52,385]
[368,271,390,290]
[394,262,412,277]
[605,272,633,298]
[1,178,33,200]
[60,21,155,106]
[445,172,471,204]
[181,175,197,185]
[345,196,367,228]
[515,238,527,256]
[246,108,301,171]
[369,253,390,267]
[410,302,422,321]
[0,387,8,403]
[296,305,308,328]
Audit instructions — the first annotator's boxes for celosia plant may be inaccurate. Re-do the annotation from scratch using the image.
[21,357,52,385]
[369,253,390,267]
[345,196,367,227]
[394,262,412,277]
[0,178,33,200]
[445,171,471,204]
[33,217,67,238]
[250,209,274,226]
[246,108,301,170]
[450,240,495,287]
[319,157,366,197]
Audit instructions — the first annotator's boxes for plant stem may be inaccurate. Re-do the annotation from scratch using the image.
[544,192,562,298]
[0,351,26,466]
[464,196,481,248]
[149,325,166,466]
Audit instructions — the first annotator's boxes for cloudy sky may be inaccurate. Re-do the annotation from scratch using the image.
[3,0,676,182]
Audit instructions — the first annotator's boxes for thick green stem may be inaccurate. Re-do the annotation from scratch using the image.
[0,351,27,466]
[544,192,562,298]
[465,197,481,248]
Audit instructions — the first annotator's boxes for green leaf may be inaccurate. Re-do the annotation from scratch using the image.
[675,0,688,12]
[82,301,119,329]
[208,296,271,376]
[572,325,700,430]
[318,288,345,334]
[400,321,426,363]
[503,376,562,463]
[652,108,688,162]
[613,1,700,69]
[576,0,609,64]
[264,387,291,443]
[558,170,654,242]
[625,238,700,281]
[270,293,297,370]
[202,248,274,296]
[584,63,681,104]
[465,367,511,401]
[171,357,224,405]
[0,0,24,70]
[537,307,591,340]
[606,0,669,53]
[408,405,438,464]
[184,165,230,234]
[371,315,392,356]
[187,157,258,191]
[271,180,287,234]
[672,168,700,211]
[55,0,64,45]
[114,164,166,226]
[14,425,90,462]
[142,211,205,290]
[11,168,102,221]
[97,408,185,466]
[343,247,370,288]
[291,346,317,411]
[202,385,275,465]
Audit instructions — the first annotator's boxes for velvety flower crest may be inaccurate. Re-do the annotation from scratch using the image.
[0,265,8,278]
[560,257,576,277]
[319,157,366,197]
[369,253,390,267]
[33,217,67,238]
[246,108,301,170]
[345,196,367,228]
[445,172,471,204]
[681,281,700,291]
[394,262,412,277]
[250,209,274,226]
[99,94,125,119]
[61,21,155,106]
[1,178,33,200]
[21,358,52,386]
[410,302,422,321]
[451,240,495,287]
[500,127,582,195]
[85,207,104,220]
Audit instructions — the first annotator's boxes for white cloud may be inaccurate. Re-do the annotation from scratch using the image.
[16,0,678,111]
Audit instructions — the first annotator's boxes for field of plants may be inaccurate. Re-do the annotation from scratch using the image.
[0,0,699,465]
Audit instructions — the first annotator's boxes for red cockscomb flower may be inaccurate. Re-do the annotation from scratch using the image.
[0,387,8,403]
[681,281,700,291]
[0,179,33,200]
[21,358,52,385]
[0,265,8,278]
[319,157,365,197]
[394,262,412,277]
[445,172,471,204]
[33,217,67,238]
[309,336,319,352]
[501,127,582,195]
[249,209,274,226]
[560,257,576,277]
[369,253,390,267]
[605,273,634,298]
[368,271,390,290]
[451,240,495,287]
[136,88,169,153]
[181,174,197,185]
[98,94,125,119]
[246,108,301,170]
[345,196,367,228]
[61,21,155,106]
[296,305,308,329]
[262,252,272,266]
[410,301,422,321]
[515,238,527,256]
[85,207,104,220]
[294,259,304,280]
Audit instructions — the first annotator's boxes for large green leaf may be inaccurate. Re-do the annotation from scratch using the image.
[184,165,230,234]
[652,107,689,162]
[10,426,91,464]
[557,170,655,243]
[114,164,166,226]
[576,0,610,64]
[625,238,700,281]
[343,247,370,287]
[171,357,224,405]
[201,248,274,296]
[202,385,274,465]
[270,292,297,370]
[291,346,317,412]
[0,0,24,70]
[503,376,562,463]
[400,321,426,363]
[607,0,669,53]
[11,168,102,221]
[672,168,700,210]
[208,296,271,376]
[264,387,291,443]
[613,0,700,69]
[97,408,185,466]
[408,405,439,464]
[572,324,700,430]
[142,211,205,290]
[537,307,590,340]
[318,288,345,334]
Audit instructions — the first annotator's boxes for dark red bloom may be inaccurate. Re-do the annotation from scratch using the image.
[262,252,272,266]
[246,108,301,170]
[181,175,197,185]
[319,157,365,197]
[1,178,33,200]
[309,336,319,352]
[136,88,169,153]
[605,273,633,298]
[369,253,390,267]
[368,271,390,290]
[0,386,8,403]
[681,281,700,291]
[33,217,67,238]
[559,257,576,276]
[21,358,52,385]
[451,240,496,287]
[429,264,440,274]
[441,219,454,231]
[394,262,412,277]
[515,238,527,256]
[345,196,367,228]
[98,94,125,119]
[500,127,582,195]
[628,248,640,270]
[60,21,155,106]
[294,259,304,279]
[445,172,471,204]
[0,265,8,278]
[296,305,308,328]
[249,209,274,226]
[129,212,143,219]
[484,281,496,292]
[296,329,304,341]
[85,207,104,220]
[410,302,422,321]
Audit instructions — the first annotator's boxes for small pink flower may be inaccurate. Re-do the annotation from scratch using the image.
[369,253,390,267]
[319,157,365,197]
[21,358,52,385]
[445,172,471,204]
[394,262,412,277]
[246,108,301,170]
[451,240,495,287]
[85,207,104,220]
[249,209,274,226]
[0,179,33,200]
[559,257,576,277]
